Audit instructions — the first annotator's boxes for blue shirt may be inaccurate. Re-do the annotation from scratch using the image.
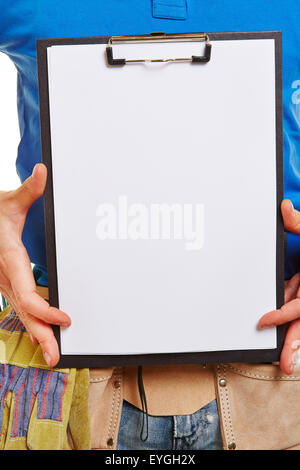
[0,0,300,285]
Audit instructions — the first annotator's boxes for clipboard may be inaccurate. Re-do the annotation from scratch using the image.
[37,31,284,368]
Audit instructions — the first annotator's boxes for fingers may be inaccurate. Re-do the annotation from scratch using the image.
[258,269,300,375]
[4,246,70,326]
[0,162,66,369]
[11,164,47,214]
[284,272,300,303]
[280,319,300,374]
[281,199,300,234]
[16,292,71,327]
[4,243,41,295]
[1,238,71,368]
[23,314,60,367]
[259,298,300,328]
[11,292,69,367]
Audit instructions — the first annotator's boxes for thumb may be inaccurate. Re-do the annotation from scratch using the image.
[281,199,300,235]
[13,164,47,213]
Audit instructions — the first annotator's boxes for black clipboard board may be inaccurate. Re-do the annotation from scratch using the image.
[37,31,284,368]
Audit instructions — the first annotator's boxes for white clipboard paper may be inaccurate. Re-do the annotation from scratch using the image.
[37,31,284,368]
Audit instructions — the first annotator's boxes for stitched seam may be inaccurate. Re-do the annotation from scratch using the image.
[6,437,26,441]
[0,360,30,369]
[30,363,68,372]
[0,330,16,336]
[153,12,186,19]
[106,368,117,449]
[34,420,64,427]
[218,366,229,445]
[223,367,235,446]
[111,367,122,447]
[227,364,300,380]
[0,360,68,373]
[217,365,229,443]
[29,363,50,369]
[217,365,233,448]
[89,376,111,383]
[0,330,27,338]
[155,3,185,9]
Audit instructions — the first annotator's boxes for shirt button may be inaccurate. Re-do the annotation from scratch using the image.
[228,441,236,450]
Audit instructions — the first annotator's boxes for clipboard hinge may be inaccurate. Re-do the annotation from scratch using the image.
[106,32,212,66]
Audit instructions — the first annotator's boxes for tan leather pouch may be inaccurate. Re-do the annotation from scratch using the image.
[215,363,300,450]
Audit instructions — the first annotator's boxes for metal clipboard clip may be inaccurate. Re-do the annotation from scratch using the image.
[105,32,212,66]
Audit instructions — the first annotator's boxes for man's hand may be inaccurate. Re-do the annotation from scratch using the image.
[0,164,71,367]
[259,200,300,374]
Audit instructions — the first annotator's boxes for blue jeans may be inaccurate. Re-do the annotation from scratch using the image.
[117,399,223,450]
